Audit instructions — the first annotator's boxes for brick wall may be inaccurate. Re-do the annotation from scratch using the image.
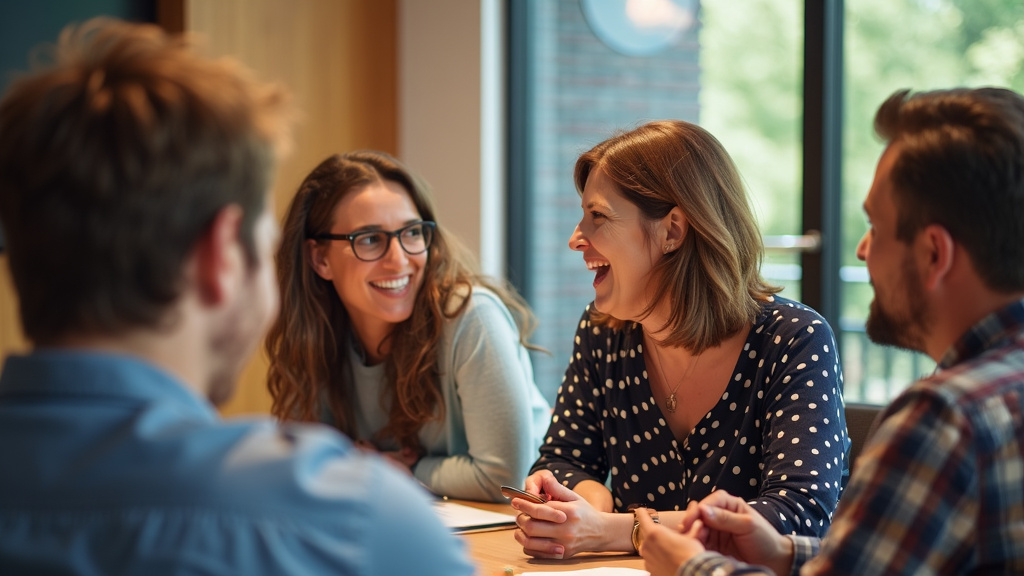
[524,0,702,401]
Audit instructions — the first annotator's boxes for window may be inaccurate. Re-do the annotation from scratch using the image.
[510,0,1024,404]
[839,0,1024,402]
[509,0,803,401]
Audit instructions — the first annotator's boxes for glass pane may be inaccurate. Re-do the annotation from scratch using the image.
[520,0,803,401]
[701,0,804,299]
[841,0,1024,402]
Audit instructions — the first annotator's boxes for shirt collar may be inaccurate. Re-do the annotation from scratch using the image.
[0,349,218,421]
[939,297,1024,369]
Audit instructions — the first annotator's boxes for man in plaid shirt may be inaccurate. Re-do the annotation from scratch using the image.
[635,87,1024,575]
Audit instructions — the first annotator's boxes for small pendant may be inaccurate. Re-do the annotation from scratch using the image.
[665,393,678,413]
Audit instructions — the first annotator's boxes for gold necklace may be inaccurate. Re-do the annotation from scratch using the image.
[646,341,700,414]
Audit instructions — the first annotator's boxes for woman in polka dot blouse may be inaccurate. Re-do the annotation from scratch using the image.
[511,120,849,560]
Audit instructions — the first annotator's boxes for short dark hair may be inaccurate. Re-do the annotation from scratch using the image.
[874,88,1024,292]
[0,18,292,343]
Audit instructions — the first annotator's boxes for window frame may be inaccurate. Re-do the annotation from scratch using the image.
[506,0,846,328]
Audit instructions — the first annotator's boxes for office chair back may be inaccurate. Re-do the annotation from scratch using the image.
[845,401,884,474]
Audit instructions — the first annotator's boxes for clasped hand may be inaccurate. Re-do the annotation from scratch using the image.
[635,490,795,576]
[510,470,612,559]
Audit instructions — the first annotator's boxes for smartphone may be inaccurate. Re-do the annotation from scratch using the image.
[500,485,547,504]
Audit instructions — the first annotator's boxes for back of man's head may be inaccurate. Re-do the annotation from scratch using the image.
[874,87,1024,293]
[0,18,292,345]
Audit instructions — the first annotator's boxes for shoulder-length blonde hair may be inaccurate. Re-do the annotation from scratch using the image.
[266,150,537,451]
[575,120,779,353]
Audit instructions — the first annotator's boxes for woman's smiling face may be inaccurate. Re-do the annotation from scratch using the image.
[568,166,662,321]
[309,179,427,351]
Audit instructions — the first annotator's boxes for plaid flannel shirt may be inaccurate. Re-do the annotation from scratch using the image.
[681,298,1024,576]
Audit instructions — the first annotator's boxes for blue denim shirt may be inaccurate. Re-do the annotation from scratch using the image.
[0,350,473,575]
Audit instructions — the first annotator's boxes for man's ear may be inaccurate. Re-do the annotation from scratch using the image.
[919,223,955,291]
[307,239,334,281]
[194,204,245,305]
[660,206,688,254]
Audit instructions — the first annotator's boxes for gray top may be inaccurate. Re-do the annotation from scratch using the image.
[347,286,551,502]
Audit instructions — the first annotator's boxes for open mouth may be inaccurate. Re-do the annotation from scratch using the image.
[586,259,610,283]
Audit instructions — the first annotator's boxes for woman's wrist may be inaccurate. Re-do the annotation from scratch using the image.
[591,511,637,553]
[630,508,659,554]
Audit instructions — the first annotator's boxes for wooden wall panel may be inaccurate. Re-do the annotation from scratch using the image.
[0,2,398,418]
[0,257,27,359]
[183,0,398,416]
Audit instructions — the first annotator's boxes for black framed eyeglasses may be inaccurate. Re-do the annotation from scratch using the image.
[311,221,436,262]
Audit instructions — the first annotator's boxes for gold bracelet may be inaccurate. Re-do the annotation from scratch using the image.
[630,507,659,554]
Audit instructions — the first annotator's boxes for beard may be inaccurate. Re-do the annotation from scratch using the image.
[205,302,253,407]
[205,269,277,407]
[864,255,930,353]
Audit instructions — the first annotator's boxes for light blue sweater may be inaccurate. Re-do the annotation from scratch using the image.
[348,286,552,502]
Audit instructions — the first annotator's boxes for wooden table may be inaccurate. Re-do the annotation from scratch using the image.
[454,500,646,575]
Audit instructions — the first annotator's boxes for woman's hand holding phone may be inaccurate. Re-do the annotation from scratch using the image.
[500,485,547,504]
[511,470,617,560]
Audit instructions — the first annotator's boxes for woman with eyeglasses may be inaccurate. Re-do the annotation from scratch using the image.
[266,150,551,502]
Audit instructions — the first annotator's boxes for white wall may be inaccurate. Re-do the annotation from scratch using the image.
[398,0,505,278]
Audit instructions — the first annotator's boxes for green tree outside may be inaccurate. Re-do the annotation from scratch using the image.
[699,0,1024,400]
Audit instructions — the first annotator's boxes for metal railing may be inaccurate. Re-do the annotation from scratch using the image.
[762,261,934,404]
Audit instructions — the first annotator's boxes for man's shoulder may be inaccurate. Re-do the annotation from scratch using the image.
[912,340,1024,406]
[179,419,400,518]
[0,415,471,575]
[878,351,1024,454]
[31,412,415,524]
[213,420,472,574]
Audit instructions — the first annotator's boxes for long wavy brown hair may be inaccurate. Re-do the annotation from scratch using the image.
[266,150,537,452]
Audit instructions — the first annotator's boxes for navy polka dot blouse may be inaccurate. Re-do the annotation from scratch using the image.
[531,295,849,537]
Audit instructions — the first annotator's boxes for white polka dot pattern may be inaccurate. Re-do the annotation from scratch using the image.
[531,296,849,537]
